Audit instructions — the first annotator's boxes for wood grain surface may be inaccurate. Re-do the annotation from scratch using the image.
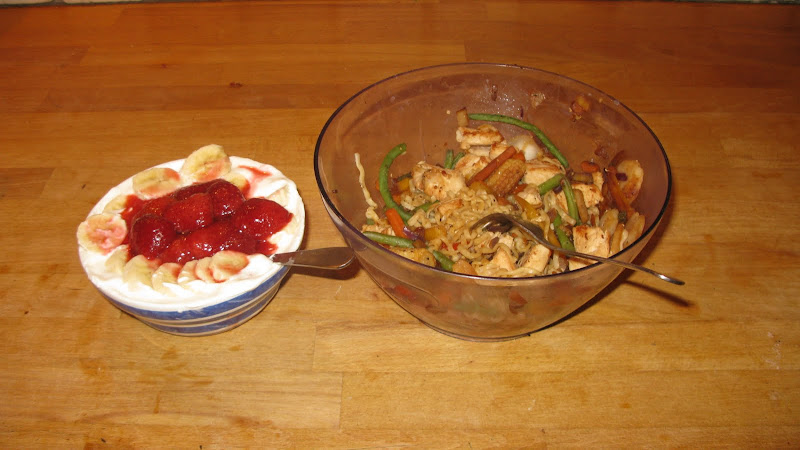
[1,1,798,447]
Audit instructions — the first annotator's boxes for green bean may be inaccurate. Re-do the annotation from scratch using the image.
[560,177,581,225]
[468,113,570,168]
[444,149,454,169]
[552,214,575,251]
[432,250,454,271]
[415,200,438,212]
[379,143,413,222]
[451,151,466,167]
[364,231,414,248]
[538,173,564,196]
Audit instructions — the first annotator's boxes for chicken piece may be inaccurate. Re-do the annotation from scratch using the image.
[452,259,478,276]
[568,225,611,271]
[523,159,564,187]
[489,244,516,272]
[456,124,504,150]
[489,141,511,160]
[616,159,644,204]
[411,162,466,201]
[592,171,604,191]
[556,182,603,211]
[389,247,436,267]
[516,184,543,208]
[485,158,526,197]
[519,244,552,275]
[453,152,489,181]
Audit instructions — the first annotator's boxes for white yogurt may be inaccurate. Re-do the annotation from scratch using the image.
[78,156,305,312]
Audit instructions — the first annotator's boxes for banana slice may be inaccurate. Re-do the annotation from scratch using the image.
[105,245,130,275]
[152,263,182,295]
[77,213,128,255]
[222,170,250,194]
[103,194,130,214]
[122,255,158,288]
[180,144,232,183]
[132,167,182,199]
[194,257,216,283]
[178,260,200,285]
[210,251,249,282]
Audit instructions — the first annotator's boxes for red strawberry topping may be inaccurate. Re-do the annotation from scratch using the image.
[171,181,214,201]
[233,198,293,239]
[158,236,194,265]
[163,192,214,234]
[129,214,177,259]
[207,179,245,219]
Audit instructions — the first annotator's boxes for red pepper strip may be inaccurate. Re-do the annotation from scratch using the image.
[606,166,634,217]
[467,146,517,185]
[386,208,407,238]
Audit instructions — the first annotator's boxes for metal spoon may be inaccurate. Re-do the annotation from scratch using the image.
[269,247,355,270]
[471,213,684,285]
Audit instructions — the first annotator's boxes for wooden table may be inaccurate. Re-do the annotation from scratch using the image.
[1,1,798,447]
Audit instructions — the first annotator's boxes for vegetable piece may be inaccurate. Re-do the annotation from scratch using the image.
[538,173,564,195]
[385,208,407,238]
[424,225,446,242]
[468,113,570,168]
[467,146,518,185]
[415,201,438,212]
[573,188,590,224]
[395,177,411,193]
[552,214,575,251]
[605,165,634,217]
[432,250,454,271]
[364,231,414,248]
[456,108,469,127]
[444,149,454,169]
[581,160,601,173]
[451,151,466,167]
[560,177,581,225]
[513,194,537,221]
[485,158,526,197]
[379,144,413,222]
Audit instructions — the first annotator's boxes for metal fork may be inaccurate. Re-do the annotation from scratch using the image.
[471,213,684,285]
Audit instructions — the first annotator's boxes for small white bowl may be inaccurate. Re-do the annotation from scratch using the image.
[78,155,305,336]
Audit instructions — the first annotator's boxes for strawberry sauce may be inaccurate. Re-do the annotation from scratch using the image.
[126,179,292,263]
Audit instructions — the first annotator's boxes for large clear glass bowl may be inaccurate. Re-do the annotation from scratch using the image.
[314,63,672,341]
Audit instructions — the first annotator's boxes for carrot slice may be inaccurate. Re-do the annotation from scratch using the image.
[581,160,601,173]
[386,207,407,237]
[467,146,518,184]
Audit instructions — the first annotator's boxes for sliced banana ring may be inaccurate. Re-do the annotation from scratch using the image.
[132,167,182,199]
[211,251,250,282]
[122,255,159,288]
[180,144,232,183]
[77,213,128,255]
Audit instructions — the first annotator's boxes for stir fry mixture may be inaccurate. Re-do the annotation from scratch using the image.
[355,109,646,278]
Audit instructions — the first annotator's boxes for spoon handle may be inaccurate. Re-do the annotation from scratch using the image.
[270,247,355,270]
[551,246,685,285]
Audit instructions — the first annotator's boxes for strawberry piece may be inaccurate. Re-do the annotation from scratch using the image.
[129,214,177,259]
[186,219,257,259]
[163,192,214,234]
[233,198,292,239]
[159,236,194,265]
[132,195,176,223]
[207,179,245,219]
[171,181,214,201]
